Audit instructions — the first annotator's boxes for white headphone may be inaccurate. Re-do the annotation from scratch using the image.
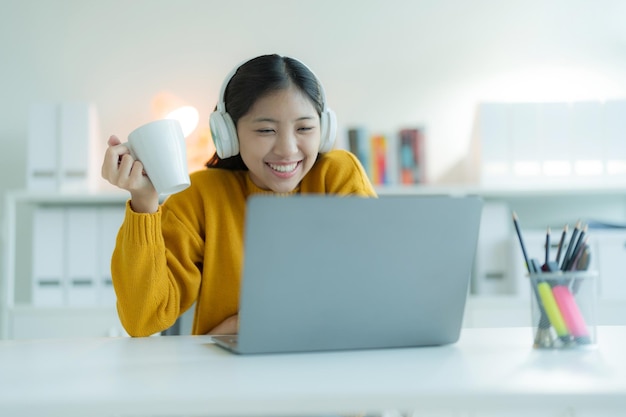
[209,57,337,159]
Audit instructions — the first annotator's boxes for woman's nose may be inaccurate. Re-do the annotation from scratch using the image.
[273,131,298,156]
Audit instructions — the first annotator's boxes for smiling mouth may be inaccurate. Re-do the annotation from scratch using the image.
[267,161,300,173]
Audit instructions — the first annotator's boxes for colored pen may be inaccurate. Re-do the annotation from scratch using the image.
[537,280,571,343]
[529,258,552,332]
[552,285,591,344]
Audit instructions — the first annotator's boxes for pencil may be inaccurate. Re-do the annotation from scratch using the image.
[512,214,552,335]
[572,245,591,294]
[512,212,532,273]
[555,224,568,264]
[568,236,589,271]
[561,220,581,271]
[545,227,551,267]
[565,224,588,271]
[577,245,591,271]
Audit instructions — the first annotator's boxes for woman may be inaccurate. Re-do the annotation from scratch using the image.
[101,54,376,337]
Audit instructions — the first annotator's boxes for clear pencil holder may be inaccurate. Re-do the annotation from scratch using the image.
[529,271,598,349]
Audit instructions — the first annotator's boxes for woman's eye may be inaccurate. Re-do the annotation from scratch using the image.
[298,126,314,132]
[256,129,275,134]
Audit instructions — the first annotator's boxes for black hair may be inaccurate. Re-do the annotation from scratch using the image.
[206,54,324,170]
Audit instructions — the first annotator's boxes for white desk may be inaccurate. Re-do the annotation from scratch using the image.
[1,327,626,417]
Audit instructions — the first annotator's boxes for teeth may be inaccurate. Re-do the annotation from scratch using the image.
[268,162,298,173]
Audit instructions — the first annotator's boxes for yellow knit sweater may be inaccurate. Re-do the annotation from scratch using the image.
[111,150,377,336]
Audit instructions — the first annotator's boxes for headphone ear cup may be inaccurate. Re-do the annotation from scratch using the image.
[319,108,337,153]
[210,111,239,159]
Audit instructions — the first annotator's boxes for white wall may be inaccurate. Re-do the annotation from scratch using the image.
[2,0,626,191]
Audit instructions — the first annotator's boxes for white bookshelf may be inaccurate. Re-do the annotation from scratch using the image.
[1,190,130,339]
[2,185,626,339]
[378,183,626,229]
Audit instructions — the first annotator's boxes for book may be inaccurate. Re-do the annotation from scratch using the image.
[347,127,370,178]
[370,135,388,185]
[347,127,427,186]
[399,128,426,184]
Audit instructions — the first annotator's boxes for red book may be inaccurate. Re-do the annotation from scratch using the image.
[370,135,387,185]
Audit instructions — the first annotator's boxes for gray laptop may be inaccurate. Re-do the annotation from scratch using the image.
[211,194,482,354]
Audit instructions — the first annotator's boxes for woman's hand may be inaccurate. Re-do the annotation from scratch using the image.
[206,314,239,335]
[101,135,159,213]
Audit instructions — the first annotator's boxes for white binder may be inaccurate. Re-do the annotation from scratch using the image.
[65,207,98,307]
[538,102,572,178]
[510,103,541,180]
[570,101,604,178]
[32,207,65,306]
[58,102,98,192]
[472,202,515,295]
[97,206,125,306]
[603,100,626,180]
[478,102,512,185]
[27,103,59,191]
[593,230,626,300]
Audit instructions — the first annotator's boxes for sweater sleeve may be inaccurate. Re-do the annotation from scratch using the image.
[111,199,204,337]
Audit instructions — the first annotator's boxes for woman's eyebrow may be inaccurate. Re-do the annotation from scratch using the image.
[251,115,317,123]
[295,115,317,121]
[251,117,278,123]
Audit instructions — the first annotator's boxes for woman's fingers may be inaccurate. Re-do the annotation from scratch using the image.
[102,142,130,180]
[101,135,158,203]
[206,314,239,335]
[107,134,122,147]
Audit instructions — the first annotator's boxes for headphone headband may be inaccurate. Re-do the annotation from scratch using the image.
[215,57,330,115]
[210,56,337,159]
[215,63,239,113]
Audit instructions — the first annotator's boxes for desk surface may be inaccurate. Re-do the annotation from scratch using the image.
[1,327,626,417]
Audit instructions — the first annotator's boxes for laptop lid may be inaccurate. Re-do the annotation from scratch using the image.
[224,194,482,354]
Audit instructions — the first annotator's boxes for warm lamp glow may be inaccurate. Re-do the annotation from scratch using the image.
[152,92,199,137]
[187,127,216,173]
[165,106,199,137]
[151,91,214,173]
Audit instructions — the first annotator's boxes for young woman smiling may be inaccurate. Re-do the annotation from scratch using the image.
[101,54,376,337]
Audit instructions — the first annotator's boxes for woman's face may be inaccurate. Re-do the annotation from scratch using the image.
[236,85,321,193]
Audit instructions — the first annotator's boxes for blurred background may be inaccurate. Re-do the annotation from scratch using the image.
[3,0,626,338]
[2,0,626,190]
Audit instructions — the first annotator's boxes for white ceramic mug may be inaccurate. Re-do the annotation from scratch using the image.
[127,119,191,195]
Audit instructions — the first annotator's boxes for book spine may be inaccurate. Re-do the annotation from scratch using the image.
[399,128,426,184]
[347,127,371,179]
[371,135,387,185]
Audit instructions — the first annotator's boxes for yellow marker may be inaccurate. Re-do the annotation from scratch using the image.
[537,282,570,341]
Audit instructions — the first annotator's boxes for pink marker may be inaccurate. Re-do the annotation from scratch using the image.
[552,285,591,344]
